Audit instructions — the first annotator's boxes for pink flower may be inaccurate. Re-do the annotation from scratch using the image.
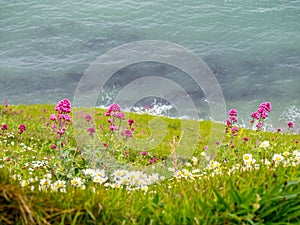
[51,144,57,150]
[141,151,147,156]
[128,119,134,127]
[288,121,294,128]
[231,116,238,122]
[18,124,26,134]
[85,113,92,122]
[231,127,238,133]
[57,127,66,137]
[108,103,121,112]
[87,127,95,135]
[64,114,71,122]
[260,111,268,119]
[1,123,8,130]
[251,112,259,119]
[256,122,263,129]
[122,129,133,138]
[106,103,121,115]
[110,124,118,131]
[106,103,124,119]
[103,142,108,147]
[226,119,232,126]
[277,128,281,132]
[113,112,124,119]
[55,99,71,114]
[243,137,249,142]
[228,109,237,117]
[260,102,272,112]
[57,114,71,122]
[50,114,56,121]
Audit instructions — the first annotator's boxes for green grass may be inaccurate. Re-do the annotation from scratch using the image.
[0,103,300,224]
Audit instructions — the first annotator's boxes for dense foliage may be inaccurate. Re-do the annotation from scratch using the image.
[0,100,299,224]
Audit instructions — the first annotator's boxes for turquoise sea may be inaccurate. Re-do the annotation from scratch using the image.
[1,0,300,129]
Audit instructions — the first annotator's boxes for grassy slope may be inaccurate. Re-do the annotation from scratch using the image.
[0,104,300,224]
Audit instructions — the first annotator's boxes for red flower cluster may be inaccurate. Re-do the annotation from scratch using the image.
[250,102,272,130]
[50,99,72,138]
[18,124,26,134]
[225,108,238,135]
[55,99,72,114]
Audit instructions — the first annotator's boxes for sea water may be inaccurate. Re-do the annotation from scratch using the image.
[1,0,300,129]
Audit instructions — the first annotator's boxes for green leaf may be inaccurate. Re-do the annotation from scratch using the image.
[153,193,159,204]
[213,188,230,210]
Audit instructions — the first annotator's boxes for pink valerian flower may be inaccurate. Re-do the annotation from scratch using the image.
[251,112,260,120]
[57,127,66,137]
[141,151,147,156]
[121,129,133,138]
[50,114,56,121]
[128,119,134,127]
[18,124,26,134]
[226,119,232,126]
[113,112,125,119]
[103,142,108,148]
[228,109,237,117]
[256,122,263,129]
[251,102,272,130]
[57,114,71,122]
[260,111,268,119]
[149,157,157,165]
[230,116,238,123]
[243,137,249,142]
[87,127,96,135]
[85,113,92,122]
[260,102,272,112]
[110,124,118,131]
[225,108,239,135]
[1,123,8,130]
[231,127,239,133]
[287,121,294,129]
[105,104,125,119]
[55,99,71,114]
[50,99,72,139]
[105,103,121,117]
[51,144,57,150]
